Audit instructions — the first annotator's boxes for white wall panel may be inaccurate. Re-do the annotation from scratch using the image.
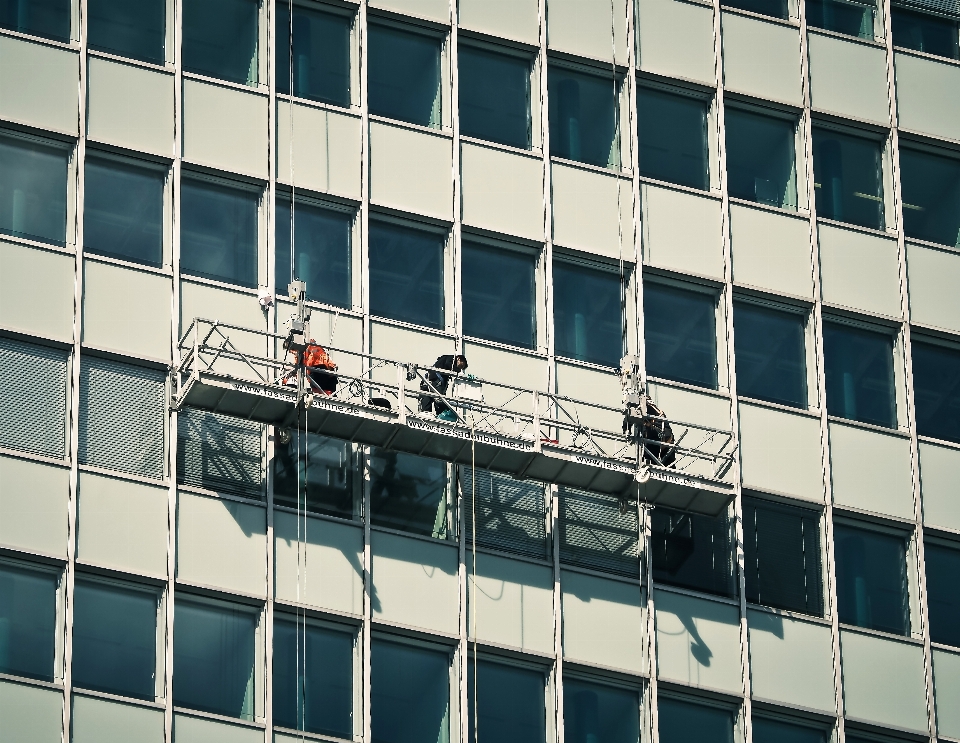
[721,13,803,106]
[740,404,824,503]
[642,185,724,280]
[183,79,268,178]
[546,0,628,63]
[637,0,716,85]
[919,441,960,532]
[173,713,264,743]
[458,0,539,45]
[369,122,453,221]
[906,243,960,334]
[0,35,78,134]
[730,203,814,299]
[818,224,901,317]
[1,241,76,343]
[895,52,960,142]
[461,143,544,242]
[72,695,164,743]
[807,33,889,124]
[369,0,448,22]
[829,423,914,519]
[276,102,361,200]
[0,680,63,743]
[0,455,68,557]
[552,164,632,260]
[933,648,960,740]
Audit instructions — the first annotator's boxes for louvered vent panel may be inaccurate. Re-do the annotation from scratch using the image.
[177,407,263,499]
[78,357,165,479]
[461,467,548,560]
[559,487,641,578]
[0,338,69,459]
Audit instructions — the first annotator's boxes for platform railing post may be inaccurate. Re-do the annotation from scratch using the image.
[397,362,407,425]
[533,390,541,452]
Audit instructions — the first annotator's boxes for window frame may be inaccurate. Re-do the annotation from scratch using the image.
[750,706,834,743]
[560,668,644,742]
[85,0,173,67]
[896,137,960,250]
[181,0,267,89]
[923,533,960,649]
[0,556,65,684]
[467,650,555,743]
[656,688,743,743]
[910,331,960,445]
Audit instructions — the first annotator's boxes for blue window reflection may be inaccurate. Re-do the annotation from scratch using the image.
[0,0,70,42]
[371,640,450,743]
[277,4,351,107]
[462,242,536,349]
[88,0,165,64]
[835,524,909,636]
[564,678,639,743]
[925,541,960,647]
[553,262,623,367]
[823,321,896,428]
[459,46,531,150]
[182,0,259,85]
[0,137,68,247]
[0,563,58,682]
[652,507,738,598]
[733,301,807,408]
[468,659,545,743]
[273,432,356,519]
[549,66,619,169]
[812,127,884,230]
[368,222,445,329]
[658,698,735,743]
[892,7,960,60]
[644,282,718,389]
[726,109,797,210]
[369,449,450,538]
[899,148,960,249]
[368,25,441,128]
[807,0,876,39]
[638,88,709,191]
[912,340,960,444]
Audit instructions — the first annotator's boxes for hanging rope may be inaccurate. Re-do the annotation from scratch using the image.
[470,427,478,743]
[610,0,628,361]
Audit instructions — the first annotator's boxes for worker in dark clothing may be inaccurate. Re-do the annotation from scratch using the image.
[624,395,676,467]
[419,354,468,419]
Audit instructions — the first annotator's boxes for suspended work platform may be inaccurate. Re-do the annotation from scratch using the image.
[173,318,738,517]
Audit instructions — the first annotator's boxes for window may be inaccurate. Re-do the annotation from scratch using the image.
[823,321,897,429]
[743,497,823,616]
[368,221,445,329]
[925,540,960,647]
[559,487,641,578]
[899,147,960,248]
[0,136,68,246]
[733,301,807,408]
[752,717,827,743]
[638,88,709,191]
[468,659,546,743]
[912,340,960,444]
[180,178,259,288]
[0,337,68,459]
[812,127,884,230]
[563,678,640,743]
[722,0,789,19]
[173,597,258,720]
[177,407,264,499]
[892,6,960,59]
[834,523,910,636]
[652,507,738,598]
[658,698,735,743]
[549,66,620,169]
[273,618,353,736]
[0,562,58,682]
[459,46,531,149]
[725,109,798,210]
[371,639,450,743]
[368,24,442,128]
[84,157,164,267]
[553,262,623,368]
[369,449,451,538]
[0,0,69,41]
[462,242,536,349]
[78,356,165,479]
[182,0,259,85]
[273,432,357,519]
[644,282,718,389]
[72,580,158,700]
[806,0,877,38]
[462,467,548,560]
[275,197,352,308]
[88,0,166,65]
[277,4,350,106]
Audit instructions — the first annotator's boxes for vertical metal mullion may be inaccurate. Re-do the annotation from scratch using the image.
[450,0,463,349]
[551,483,563,743]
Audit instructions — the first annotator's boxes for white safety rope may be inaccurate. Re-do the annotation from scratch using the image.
[611,0,627,360]
[470,429,478,743]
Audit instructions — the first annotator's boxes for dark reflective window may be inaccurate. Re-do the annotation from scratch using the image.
[273,619,353,736]
[460,46,531,149]
[823,321,896,428]
[549,67,619,168]
[173,599,257,719]
[912,341,960,444]
[638,88,709,190]
[813,127,884,230]
[0,0,69,41]
[892,6,959,59]
[177,407,263,500]
[726,109,797,209]
[658,698,735,743]
[0,137,68,246]
[276,197,352,308]
[368,222,444,329]
[554,262,622,367]
[462,242,536,349]
[371,640,449,743]
[753,718,827,743]
[463,468,548,560]
[733,301,807,408]
[722,0,788,19]
[899,148,960,248]
[274,432,356,519]
[644,282,718,389]
[743,497,823,616]
[563,678,640,743]
[368,25,441,128]
[84,158,164,267]
[807,0,877,38]
[560,488,641,578]
[369,449,450,538]
[277,4,351,106]
[652,507,738,598]
[835,524,909,636]
[468,660,545,743]
[180,179,258,288]
[88,0,165,64]
[925,541,960,647]
[0,563,58,681]
[182,0,259,85]
[72,581,157,700]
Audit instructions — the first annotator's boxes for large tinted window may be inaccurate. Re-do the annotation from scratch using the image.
[183,0,259,85]
[468,660,545,743]
[658,698,734,743]
[276,197,351,308]
[88,0,165,64]
[823,321,896,428]
[807,0,877,38]
[84,158,164,267]
[368,222,444,329]
[652,507,737,598]
[273,432,356,519]
[638,88,709,190]
[273,619,353,736]
[812,127,884,230]
[753,718,827,743]
[180,179,258,288]
[371,640,450,743]
[460,46,530,149]
[644,283,718,389]
[462,242,536,349]
[553,262,623,367]
[0,0,70,41]
[733,301,807,408]
[277,4,350,106]
[899,148,960,248]
[369,449,450,538]
[0,563,58,681]
[0,137,68,246]
[892,6,960,59]
[912,340,960,444]
[722,0,788,18]
[177,407,263,500]
[564,679,640,743]
[368,25,441,128]
[549,67,619,168]
[925,541,960,647]
[835,524,910,636]
[726,109,797,210]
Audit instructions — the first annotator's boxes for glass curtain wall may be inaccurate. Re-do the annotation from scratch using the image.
[0,563,58,682]
[725,109,798,210]
[812,127,884,230]
[644,282,718,390]
[88,0,166,64]
[277,3,351,106]
[0,0,70,41]
[182,0,259,85]
[638,88,709,190]
[461,242,536,349]
[368,222,445,329]
[549,66,620,169]
[459,46,531,150]
[553,262,623,367]
[822,321,897,428]
[468,659,546,743]
[0,137,68,247]
[368,25,442,128]
[371,640,450,743]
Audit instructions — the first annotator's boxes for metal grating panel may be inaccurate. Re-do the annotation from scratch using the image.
[0,337,69,459]
[560,487,641,578]
[461,467,549,560]
[177,407,263,499]
[78,356,165,479]
[894,0,960,18]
